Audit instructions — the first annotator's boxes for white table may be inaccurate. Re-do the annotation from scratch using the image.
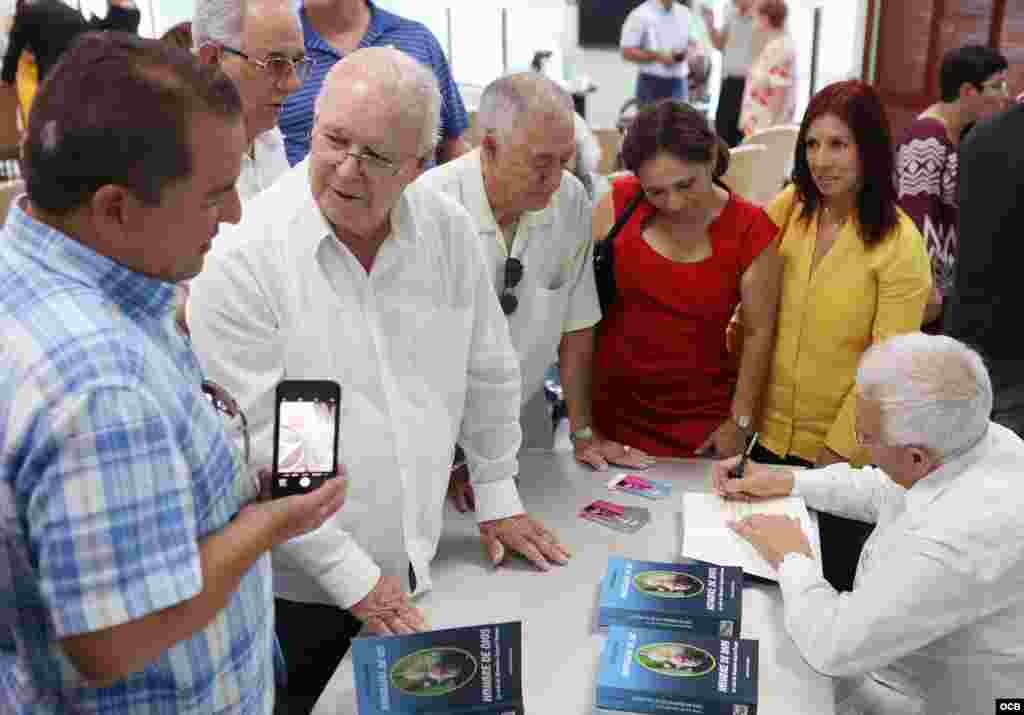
[313,450,835,714]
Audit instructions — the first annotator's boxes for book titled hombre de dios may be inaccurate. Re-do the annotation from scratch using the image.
[598,557,744,638]
[596,625,759,715]
[351,621,523,714]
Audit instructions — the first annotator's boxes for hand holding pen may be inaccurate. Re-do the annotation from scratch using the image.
[730,431,759,479]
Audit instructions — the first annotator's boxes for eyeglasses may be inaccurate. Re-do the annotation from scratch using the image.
[978,78,1009,95]
[309,131,404,178]
[220,45,314,84]
[201,379,250,470]
[499,257,524,315]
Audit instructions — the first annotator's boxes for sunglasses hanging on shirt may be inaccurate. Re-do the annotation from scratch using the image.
[500,257,524,315]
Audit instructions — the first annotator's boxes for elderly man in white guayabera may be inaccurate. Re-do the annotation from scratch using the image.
[713,333,1024,715]
[187,47,572,714]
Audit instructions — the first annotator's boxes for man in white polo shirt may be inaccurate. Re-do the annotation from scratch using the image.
[418,74,655,503]
[621,0,697,105]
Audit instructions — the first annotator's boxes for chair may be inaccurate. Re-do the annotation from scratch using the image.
[721,144,767,204]
[740,124,799,204]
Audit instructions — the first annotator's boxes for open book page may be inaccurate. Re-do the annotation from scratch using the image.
[680,493,822,581]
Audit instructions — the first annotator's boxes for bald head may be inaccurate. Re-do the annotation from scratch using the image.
[477,72,574,143]
[316,47,441,158]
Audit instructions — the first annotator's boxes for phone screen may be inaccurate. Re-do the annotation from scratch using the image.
[275,395,339,477]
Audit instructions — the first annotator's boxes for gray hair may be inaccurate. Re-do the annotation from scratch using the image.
[193,0,244,49]
[856,333,992,459]
[477,72,574,143]
[316,47,441,157]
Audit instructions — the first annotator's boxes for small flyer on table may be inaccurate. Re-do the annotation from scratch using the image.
[596,625,759,715]
[598,557,744,638]
[351,621,524,714]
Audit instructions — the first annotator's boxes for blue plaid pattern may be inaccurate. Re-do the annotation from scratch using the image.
[0,203,275,713]
[278,0,470,166]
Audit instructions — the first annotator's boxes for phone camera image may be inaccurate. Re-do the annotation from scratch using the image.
[272,380,342,498]
[277,398,337,475]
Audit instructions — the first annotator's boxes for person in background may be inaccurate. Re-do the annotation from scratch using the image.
[418,72,655,489]
[277,0,470,167]
[0,32,344,713]
[702,0,757,147]
[194,0,308,206]
[620,0,698,106]
[946,84,1024,438]
[738,0,796,137]
[188,48,570,714]
[590,99,782,459]
[894,44,1008,332]
[160,21,194,52]
[173,0,310,337]
[0,0,139,90]
[715,333,1024,715]
[753,80,931,593]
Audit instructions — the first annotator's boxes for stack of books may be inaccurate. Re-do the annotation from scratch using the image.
[349,558,759,714]
[595,558,759,714]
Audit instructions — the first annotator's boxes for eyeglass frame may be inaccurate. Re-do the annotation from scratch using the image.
[306,128,410,178]
[218,44,315,84]
[201,379,251,469]
[975,77,1009,96]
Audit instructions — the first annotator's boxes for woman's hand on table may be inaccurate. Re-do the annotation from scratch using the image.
[728,514,813,568]
[711,457,795,501]
[350,575,428,636]
[695,420,747,459]
[478,514,571,572]
[574,430,656,472]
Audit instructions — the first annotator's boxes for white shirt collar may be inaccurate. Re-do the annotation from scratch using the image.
[903,426,991,514]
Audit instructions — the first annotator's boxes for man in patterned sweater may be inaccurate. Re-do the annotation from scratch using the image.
[893,45,1008,331]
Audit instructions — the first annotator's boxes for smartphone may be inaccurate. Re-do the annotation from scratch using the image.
[271,379,341,498]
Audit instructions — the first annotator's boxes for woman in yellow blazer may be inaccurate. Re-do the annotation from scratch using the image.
[753,80,931,592]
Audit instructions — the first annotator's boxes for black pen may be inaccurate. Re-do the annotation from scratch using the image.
[731,431,759,479]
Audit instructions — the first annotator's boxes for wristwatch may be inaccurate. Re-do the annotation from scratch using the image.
[570,426,594,443]
[731,414,752,433]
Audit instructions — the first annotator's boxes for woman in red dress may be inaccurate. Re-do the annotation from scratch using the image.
[591,100,782,458]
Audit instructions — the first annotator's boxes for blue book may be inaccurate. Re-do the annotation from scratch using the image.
[351,621,524,714]
[598,557,743,638]
[595,625,759,715]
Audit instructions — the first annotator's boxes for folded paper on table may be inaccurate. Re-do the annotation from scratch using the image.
[680,493,822,582]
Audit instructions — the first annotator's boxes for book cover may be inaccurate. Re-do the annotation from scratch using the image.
[351,621,524,714]
[598,557,743,638]
[595,626,758,715]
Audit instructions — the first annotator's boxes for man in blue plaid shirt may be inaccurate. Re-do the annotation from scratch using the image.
[0,33,344,713]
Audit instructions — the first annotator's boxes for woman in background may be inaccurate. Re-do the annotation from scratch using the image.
[738,0,797,137]
[753,80,931,591]
[590,100,781,459]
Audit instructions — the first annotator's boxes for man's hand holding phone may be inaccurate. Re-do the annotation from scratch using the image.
[350,575,429,636]
[239,466,347,549]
